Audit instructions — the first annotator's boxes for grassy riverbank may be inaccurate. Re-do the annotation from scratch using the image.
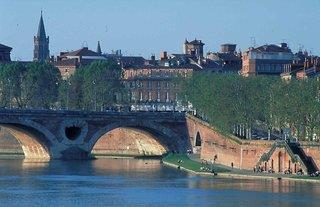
[162,154,320,182]
[162,153,230,173]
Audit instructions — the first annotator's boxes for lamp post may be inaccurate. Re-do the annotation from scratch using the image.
[67,81,71,110]
[92,80,97,111]
[7,78,11,109]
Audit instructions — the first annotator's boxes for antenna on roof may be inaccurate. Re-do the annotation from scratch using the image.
[250,37,256,47]
[81,41,88,48]
[298,44,304,52]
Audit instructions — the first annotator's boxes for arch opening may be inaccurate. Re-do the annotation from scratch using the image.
[195,132,202,146]
[91,127,171,157]
[65,126,81,140]
[0,124,51,159]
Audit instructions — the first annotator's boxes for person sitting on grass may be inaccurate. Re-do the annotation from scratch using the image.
[297,168,303,175]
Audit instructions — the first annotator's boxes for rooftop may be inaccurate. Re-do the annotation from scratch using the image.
[61,47,102,57]
[0,43,12,51]
[251,44,291,53]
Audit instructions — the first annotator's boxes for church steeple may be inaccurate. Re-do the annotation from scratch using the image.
[96,41,102,55]
[37,11,46,38]
[33,11,50,62]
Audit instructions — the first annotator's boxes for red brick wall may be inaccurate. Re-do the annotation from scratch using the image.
[186,115,273,170]
[301,142,320,170]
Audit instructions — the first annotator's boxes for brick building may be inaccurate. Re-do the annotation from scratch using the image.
[206,44,242,73]
[183,39,204,58]
[241,43,293,76]
[54,46,107,79]
[123,65,194,105]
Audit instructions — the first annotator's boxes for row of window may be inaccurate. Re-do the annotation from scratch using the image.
[127,81,177,89]
[256,63,288,72]
[131,91,178,102]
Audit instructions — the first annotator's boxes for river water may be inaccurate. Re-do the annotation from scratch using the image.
[0,158,319,207]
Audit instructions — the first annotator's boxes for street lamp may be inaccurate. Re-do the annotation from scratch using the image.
[7,78,11,109]
[67,81,71,110]
[92,80,97,111]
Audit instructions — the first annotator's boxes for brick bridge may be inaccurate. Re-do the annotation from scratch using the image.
[0,109,197,159]
[1,109,320,174]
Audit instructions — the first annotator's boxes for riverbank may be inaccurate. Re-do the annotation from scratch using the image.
[91,153,162,159]
[162,153,230,175]
[162,153,320,183]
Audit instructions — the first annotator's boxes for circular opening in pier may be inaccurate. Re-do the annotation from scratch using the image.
[65,126,82,140]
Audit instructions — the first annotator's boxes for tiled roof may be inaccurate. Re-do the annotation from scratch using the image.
[124,64,198,70]
[61,47,101,57]
[108,56,146,67]
[253,44,291,53]
[0,43,12,50]
[53,58,78,66]
[187,39,204,45]
[209,52,241,61]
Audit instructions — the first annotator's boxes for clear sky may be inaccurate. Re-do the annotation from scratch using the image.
[1,0,319,61]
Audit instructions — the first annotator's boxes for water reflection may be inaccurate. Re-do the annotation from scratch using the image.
[0,158,319,207]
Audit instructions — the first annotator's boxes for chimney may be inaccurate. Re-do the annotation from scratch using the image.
[151,54,155,61]
[160,51,168,60]
[280,43,288,49]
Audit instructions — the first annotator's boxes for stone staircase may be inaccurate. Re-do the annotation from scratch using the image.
[287,142,318,174]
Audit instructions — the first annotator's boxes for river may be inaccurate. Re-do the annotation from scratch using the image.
[0,158,319,207]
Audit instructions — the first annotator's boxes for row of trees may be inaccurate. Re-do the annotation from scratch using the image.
[0,60,127,110]
[178,72,320,141]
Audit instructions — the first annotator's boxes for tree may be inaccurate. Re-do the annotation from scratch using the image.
[22,62,61,109]
[0,62,26,108]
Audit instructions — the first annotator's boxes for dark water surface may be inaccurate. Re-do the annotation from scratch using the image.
[0,158,319,207]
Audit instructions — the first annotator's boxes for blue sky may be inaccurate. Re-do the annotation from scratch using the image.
[1,0,319,60]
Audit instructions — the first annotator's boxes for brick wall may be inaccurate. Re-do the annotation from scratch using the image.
[186,115,273,170]
[301,142,320,170]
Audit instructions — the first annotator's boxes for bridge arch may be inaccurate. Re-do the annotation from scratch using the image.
[92,127,168,156]
[0,119,56,159]
[88,120,188,155]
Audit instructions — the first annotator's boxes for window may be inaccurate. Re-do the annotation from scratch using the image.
[131,91,135,101]
[157,81,161,89]
[166,82,169,89]
[139,91,143,101]
[130,81,135,89]
[157,91,160,102]
[166,92,169,102]
[148,91,152,101]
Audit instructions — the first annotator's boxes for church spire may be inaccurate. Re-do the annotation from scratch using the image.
[37,11,46,38]
[34,11,50,62]
[96,41,102,55]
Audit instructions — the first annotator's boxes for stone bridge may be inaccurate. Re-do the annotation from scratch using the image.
[0,109,195,159]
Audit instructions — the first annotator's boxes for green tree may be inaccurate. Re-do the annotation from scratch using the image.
[22,62,61,109]
[0,62,26,108]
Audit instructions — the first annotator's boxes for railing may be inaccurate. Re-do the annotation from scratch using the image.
[256,140,308,173]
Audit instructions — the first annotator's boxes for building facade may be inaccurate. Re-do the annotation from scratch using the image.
[241,43,293,76]
[34,12,50,62]
[206,44,242,73]
[123,66,193,105]
[54,46,107,79]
